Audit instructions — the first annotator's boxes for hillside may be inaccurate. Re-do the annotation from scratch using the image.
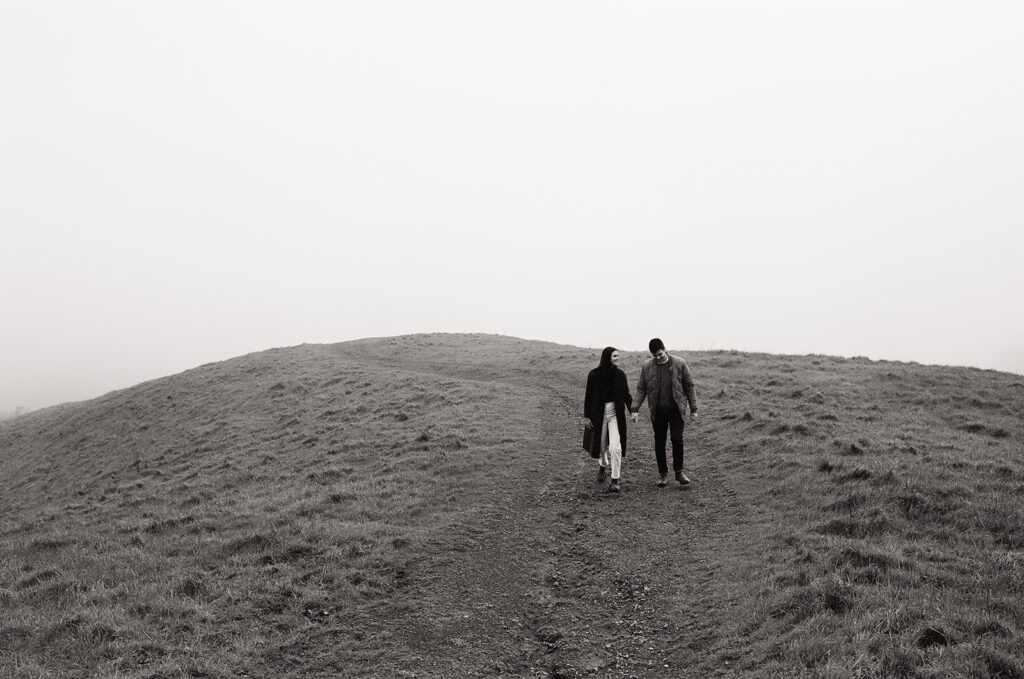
[1,334,1022,678]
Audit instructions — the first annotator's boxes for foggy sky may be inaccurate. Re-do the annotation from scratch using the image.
[3,1,1023,413]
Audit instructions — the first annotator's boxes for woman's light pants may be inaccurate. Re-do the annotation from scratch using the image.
[599,401,622,480]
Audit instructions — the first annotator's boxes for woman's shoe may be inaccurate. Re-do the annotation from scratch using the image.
[609,480,621,493]
[597,466,607,482]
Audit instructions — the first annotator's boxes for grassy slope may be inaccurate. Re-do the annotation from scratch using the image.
[1,334,1022,678]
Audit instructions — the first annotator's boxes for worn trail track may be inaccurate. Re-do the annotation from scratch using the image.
[337,346,773,678]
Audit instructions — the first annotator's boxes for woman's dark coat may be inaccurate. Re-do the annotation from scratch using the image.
[583,367,633,457]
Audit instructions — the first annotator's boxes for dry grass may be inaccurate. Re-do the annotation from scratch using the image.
[1,334,1022,678]
[1,338,541,677]
[689,352,1024,678]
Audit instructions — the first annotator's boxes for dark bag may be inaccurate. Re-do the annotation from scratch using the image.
[582,421,598,458]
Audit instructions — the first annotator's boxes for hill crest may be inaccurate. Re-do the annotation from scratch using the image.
[1,333,1022,677]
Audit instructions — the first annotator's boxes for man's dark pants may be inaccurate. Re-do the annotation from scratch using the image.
[652,405,685,475]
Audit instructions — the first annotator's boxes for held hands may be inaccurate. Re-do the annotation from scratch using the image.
[624,411,695,423]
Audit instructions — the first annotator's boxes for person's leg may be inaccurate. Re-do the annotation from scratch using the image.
[604,402,622,482]
[652,409,669,477]
[669,407,690,484]
[669,408,685,471]
[597,413,610,481]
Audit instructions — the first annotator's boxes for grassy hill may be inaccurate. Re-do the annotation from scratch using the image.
[1,334,1022,678]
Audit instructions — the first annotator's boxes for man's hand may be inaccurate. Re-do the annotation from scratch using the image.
[690,411,698,423]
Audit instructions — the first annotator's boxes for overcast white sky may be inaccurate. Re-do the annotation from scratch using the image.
[2,1,1023,412]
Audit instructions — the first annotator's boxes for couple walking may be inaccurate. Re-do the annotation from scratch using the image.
[582,338,698,493]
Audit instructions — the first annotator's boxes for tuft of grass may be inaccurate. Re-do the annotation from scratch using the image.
[981,648,1024,679]
[769,576,857,623]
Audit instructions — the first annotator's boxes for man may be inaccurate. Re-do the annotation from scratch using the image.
[630,338,698,487]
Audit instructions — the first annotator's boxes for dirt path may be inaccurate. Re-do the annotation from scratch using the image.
[334,344,772,678]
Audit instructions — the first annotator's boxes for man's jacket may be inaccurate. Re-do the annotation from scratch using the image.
[632,354,698,421]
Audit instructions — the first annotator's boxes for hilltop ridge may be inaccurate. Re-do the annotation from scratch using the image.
[1,334,1022,678]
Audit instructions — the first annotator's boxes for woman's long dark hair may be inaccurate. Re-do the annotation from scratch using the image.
[597,346,618,388]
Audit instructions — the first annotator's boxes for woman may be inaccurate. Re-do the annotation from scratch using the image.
[583,347,633,492]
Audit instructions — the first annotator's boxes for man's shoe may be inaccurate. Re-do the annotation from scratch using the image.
[675,471,691,486]
[658,475,668,488]
[609,480,621,493]
[597,466,607,483]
